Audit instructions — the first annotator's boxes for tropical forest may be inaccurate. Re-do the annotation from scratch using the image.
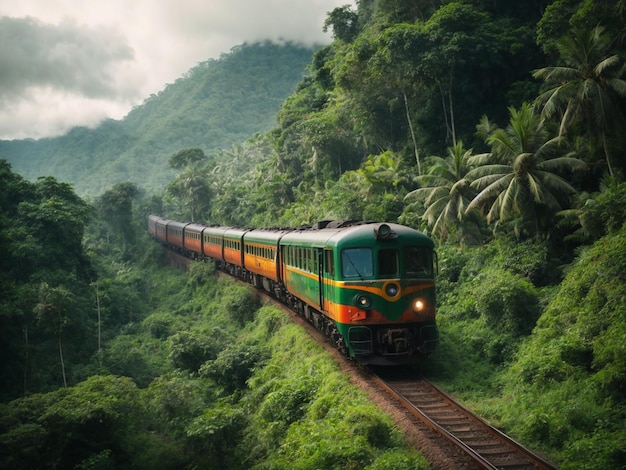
[1,0,626,468]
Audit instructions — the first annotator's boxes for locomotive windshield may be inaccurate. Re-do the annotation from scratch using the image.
[341,246,433,279]
[378,249,398,276]
[406,246,433,277]
[342,248,373,278]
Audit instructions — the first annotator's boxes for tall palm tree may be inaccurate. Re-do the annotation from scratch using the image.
[404,141,482,243]
[533,25,626,179]
[466,103,586,239]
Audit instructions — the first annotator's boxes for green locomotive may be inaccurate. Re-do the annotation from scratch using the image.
[279,220,438,365]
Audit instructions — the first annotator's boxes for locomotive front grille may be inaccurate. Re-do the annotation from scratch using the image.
[348,326,373,356]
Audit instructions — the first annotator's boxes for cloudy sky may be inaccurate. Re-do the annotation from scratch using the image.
[0,0,351,140]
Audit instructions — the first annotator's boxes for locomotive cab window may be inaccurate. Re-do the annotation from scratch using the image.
[405,246,433,277]
[324,249,334,276]
[342,248,373,279]
[378,249,398,276]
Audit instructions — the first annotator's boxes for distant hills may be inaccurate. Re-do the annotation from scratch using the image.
[0,41,317,197]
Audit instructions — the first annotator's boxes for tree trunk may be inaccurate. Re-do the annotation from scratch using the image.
[23,326,29,395]
[602,132,615,178]
[95,282,102,356]
[59,334,67,388]
[403,90,421,175]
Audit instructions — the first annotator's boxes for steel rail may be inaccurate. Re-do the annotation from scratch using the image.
[370,372,557,470]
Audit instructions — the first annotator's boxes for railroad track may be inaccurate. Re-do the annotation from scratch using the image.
[370,370,557,470]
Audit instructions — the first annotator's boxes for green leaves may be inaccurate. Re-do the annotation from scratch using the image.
[465,103,585,238]
[534,25,626,178]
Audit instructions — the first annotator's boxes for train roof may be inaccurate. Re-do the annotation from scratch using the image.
[167,220,189,230]
[280,221,434,249]
[223,227,249,240]
[202,225,230,236]
[184,223,208,233]
[244,228,291,245]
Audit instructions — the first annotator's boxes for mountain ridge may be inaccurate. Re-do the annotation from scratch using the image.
[0,41,317,196]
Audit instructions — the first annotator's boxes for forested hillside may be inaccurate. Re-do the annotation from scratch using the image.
[1,0,626,468]
[0,42,315,196]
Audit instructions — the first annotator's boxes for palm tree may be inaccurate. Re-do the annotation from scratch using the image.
[466,103,586,239]
[533,25,626,179]
[404,141,482,243]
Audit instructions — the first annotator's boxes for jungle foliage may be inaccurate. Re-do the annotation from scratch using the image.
[2,0,626,468]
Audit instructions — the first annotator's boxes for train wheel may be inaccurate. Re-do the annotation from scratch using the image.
[330,328,348,357]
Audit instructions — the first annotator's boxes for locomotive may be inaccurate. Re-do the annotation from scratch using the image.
[149,215,438,365]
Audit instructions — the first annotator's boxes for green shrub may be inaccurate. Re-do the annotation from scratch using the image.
[185,400,247,470]
[105,334,170,386]
[220,283,260,325]
[254,305,291,339]
[258,376,318,424]
[168,328,225,373]
[475,268,541,337]
[366,449,430,470]
[561,427,626,470]
[142,311,179,339]
[263,419,373,469]
[143,374,214,435]
[199,339,270,393]
[186,259,216,288]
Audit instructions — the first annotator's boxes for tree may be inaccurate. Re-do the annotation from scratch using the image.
[33,283,75,388]
[324,5,359,42]
[96,182,140,253]
[466,103,586,238]
[404,141,483,243]
[168,147,208,169]
[17,177,92,275]
[533,25,626,179]
[166,149,212,222]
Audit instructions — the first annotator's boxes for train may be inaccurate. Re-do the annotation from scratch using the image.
[148,214,438,365]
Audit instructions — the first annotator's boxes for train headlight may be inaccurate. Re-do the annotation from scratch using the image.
[412,298,426,313]
[385,282,399,297]
[375,223,396,240]
[355,294,372,308]
[376,223,391,239]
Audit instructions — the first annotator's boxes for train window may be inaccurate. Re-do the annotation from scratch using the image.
[405,247,433,277]
[342,248,373,279]
[378,249,398,276]
[325,249,334,276]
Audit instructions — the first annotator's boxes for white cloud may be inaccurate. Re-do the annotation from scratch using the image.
[0,0,351,140]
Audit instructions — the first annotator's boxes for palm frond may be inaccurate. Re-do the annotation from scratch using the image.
[466,165,510,181]
[537,156,586,172]
[466,173,514,213]
[468,170,511,191]
[534,170,577,197]
[466,152,493,167]
[606,77,626,97]
[594,54,621,75]
[533,66,580,83]
[487,128,518,160]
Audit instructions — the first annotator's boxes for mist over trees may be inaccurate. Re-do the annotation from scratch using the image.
[0,42,317,196]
